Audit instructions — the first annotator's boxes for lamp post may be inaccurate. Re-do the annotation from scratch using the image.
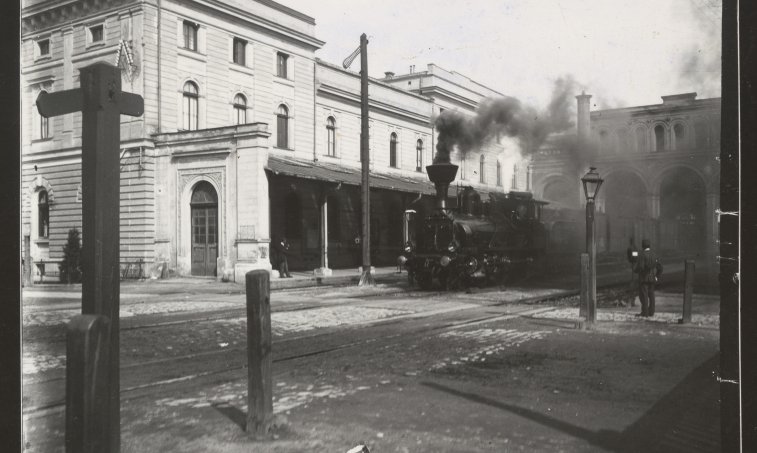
[581,167,604,325]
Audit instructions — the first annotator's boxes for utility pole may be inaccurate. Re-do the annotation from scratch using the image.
[359,33,375,286]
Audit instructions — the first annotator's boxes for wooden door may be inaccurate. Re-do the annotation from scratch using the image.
[191,182,218,276]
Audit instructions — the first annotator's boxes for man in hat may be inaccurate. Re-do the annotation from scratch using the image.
[633,238,663,317]
[625,237,639,307]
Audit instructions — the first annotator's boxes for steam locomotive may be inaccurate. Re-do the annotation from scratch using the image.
[399,163,548,290]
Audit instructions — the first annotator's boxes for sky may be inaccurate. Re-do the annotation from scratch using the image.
[280,0,722,111]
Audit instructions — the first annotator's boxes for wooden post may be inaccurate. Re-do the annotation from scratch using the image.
[66,315,110,453]
[246,270,273,435]
[587,200,597,324]
[358,33,375,286]
[36,62,144,453]
[681,259,695,324]
[579,253,589,320]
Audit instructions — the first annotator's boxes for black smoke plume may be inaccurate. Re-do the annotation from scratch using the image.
[433,76,577,164]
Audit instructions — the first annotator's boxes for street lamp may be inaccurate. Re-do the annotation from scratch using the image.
[581,167,604,324]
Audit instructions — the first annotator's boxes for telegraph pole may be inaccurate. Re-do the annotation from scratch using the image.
[358,33,375,286]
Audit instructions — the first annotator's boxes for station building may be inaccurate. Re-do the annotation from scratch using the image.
[21,0,528,282]
[530,92,721,260]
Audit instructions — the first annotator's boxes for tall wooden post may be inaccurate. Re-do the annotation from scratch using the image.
[37,62,144,453]
[579,253,589,320]
[245,270,273,435]
[681,260,695,324]
[359,33,375,286]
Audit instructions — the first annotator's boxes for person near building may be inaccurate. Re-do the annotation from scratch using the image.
[633,238,663,317]
[625,237,639,307]
[272,236,293,278]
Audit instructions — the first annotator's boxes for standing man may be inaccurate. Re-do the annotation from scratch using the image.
[273,236,293,278]
[625,237,639,307]
[633,238,663,317]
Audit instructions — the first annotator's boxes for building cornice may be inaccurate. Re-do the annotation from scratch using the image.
[316,59,430,102]
[317,83,431,127]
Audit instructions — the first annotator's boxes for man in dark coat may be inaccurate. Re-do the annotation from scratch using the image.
[272,236,292,278]
[633,238,663,317]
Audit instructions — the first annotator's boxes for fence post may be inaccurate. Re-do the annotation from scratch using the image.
[66,314,111,453]
[681,259,695,324]
[246,270,273,436]
[579,253,589,322]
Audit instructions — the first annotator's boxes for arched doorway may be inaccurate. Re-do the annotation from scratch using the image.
[601,170,647,252]
[659,167,706,253]
[190,181,218,276]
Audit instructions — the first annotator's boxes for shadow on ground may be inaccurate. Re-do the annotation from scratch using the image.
[422,353,720,452]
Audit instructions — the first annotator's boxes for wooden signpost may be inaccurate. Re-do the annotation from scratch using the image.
[37,62,143,452]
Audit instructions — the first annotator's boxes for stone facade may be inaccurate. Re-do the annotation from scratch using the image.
[531,92,721,259]
[19,0,535,281]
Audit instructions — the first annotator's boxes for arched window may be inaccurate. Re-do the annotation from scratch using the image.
[635,127,646,152]
[233,94,247,125]
[673,123,685,150]
[182,81,199,131]
[389,133,398,168]
[496,160,502,186]
[326,116,336,157]
[654,125,665,151]
[479,155,486,183]
[415,139,423,172]
[37,90,50,139]
[38,190,49,238]
[277,104,289,149]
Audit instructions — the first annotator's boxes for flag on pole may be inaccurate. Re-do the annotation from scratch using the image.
[342,44,362,69]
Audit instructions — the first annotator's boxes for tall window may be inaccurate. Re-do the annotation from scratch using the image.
[89,25,104,43]
[37,39,50,57]
[635,127,646,152]
[673,123,685,149]
[183,21,198,51]
[460,156,466,180]
[599,130,609,153]
[511,164,518,189]
[326,117,336,156]
[654,125,665,151]
[496,160,502,186]
[38,191,49,238]
[616,129,628,152]
[233,94,247,125]
[182,81,199,131]
[276,52,288,78]
[37,90,50,139]
[389,133,398,168]
[479,155,486,183]
[415,139,423,171]
[233,38,246,65]
[277,104,289,148]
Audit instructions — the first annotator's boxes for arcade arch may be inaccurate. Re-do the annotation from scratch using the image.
[657,167,706,253]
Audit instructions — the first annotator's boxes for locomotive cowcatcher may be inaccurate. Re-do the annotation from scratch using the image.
[399,163,548,290]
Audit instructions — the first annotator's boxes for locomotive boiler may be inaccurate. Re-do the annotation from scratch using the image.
[400,163,547,290]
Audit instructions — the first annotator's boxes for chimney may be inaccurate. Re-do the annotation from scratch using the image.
[576,91,592,142]
[384,71,395,79]
[426,163,459,210]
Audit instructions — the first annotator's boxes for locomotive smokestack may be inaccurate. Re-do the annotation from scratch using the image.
[426,163,459,209]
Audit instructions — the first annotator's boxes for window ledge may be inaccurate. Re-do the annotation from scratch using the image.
[229,63,254,76]
[85,41,107,50]
[178,47,207,62]
[34,239,49,245]
[274,147,294,152]
[274,77,294,87]
[31,137,53,144]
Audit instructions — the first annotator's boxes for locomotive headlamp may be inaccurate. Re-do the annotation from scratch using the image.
[447,240,460,253]
[440,255,452,267]
[581,167,604,202]
[404,245,413,253]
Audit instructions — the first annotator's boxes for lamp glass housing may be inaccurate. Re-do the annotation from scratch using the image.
[581,167,604,201]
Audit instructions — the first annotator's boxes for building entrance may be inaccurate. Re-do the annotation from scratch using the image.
[190,181,218,276]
